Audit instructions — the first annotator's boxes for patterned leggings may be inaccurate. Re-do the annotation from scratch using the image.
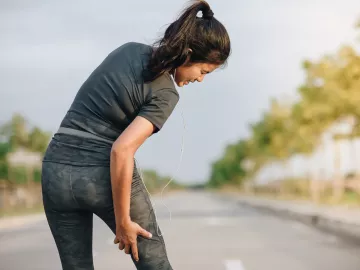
[41,161,172,270]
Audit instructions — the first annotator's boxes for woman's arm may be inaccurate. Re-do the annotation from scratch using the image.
[110,115,154,225]
[110,116,155,261]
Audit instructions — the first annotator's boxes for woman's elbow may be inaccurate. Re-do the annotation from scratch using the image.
[111,142,133,160]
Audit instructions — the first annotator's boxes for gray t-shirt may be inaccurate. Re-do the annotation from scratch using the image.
[43,42,179,166]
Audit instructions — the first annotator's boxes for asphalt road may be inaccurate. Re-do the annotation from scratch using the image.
[1,191,360,270]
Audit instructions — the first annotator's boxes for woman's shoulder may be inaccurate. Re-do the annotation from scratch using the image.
[104,42,152,67]
[114,41,152,55]
[122,41,151,48]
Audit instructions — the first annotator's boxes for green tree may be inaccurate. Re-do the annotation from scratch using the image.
[208,139,250,187]
[300,45,360,201]
[0,113,51,154]
[0,113,51,183]
[0,113,29,150]
[141,169,183,192]
[0,142,11,180]
[28,127,51,153]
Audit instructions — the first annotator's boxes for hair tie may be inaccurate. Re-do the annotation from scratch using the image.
[202,9,214,20]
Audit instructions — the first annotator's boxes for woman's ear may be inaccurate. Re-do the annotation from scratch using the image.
[185,48,193,64]
[182,49,192,66]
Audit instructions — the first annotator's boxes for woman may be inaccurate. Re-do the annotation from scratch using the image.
[41,0,231,269]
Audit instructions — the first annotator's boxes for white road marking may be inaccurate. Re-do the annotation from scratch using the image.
[205,217,235,226]
[224,260,245,270]
[206,217,223,226]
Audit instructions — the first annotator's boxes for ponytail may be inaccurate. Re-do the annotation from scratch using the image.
[144,0,231,82]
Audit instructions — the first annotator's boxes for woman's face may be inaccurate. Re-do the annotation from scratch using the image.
[173,60,220,87]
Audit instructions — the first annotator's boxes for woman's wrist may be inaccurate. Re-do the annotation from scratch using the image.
[116,215,131,227]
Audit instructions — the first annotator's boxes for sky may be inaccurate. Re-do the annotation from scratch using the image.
[1,0,360,184]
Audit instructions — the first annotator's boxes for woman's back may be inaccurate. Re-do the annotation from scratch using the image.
[43,42,179,166]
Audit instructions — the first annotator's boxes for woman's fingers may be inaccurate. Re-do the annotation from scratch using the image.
[118,241,125,251]
[124,244,131,254]
[115,221,153,261]
[113,237,120,244]
[114,236,125,251]
[137,226,152,239]
[131,242,139,262]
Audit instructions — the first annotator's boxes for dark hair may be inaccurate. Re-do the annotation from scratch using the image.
[144,0,231,82]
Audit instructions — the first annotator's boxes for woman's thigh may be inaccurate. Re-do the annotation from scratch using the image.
[93,162,173,270]
[44,208,94,270]
[41,162,94,270]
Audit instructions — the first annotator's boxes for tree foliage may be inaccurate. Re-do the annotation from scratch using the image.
[207,19,360,189]
[0,113,51,154]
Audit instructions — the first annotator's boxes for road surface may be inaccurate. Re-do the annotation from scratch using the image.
[1,191,360,270]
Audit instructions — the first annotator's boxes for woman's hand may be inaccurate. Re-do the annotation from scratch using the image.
[114,219,152,262]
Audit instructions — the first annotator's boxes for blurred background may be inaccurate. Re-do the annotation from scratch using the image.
[1,1,360,270]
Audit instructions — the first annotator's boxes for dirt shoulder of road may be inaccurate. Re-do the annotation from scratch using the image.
[214,189,360,244]
[0,211,45,232]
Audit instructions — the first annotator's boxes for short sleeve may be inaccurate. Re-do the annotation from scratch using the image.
[137,88,179,133]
